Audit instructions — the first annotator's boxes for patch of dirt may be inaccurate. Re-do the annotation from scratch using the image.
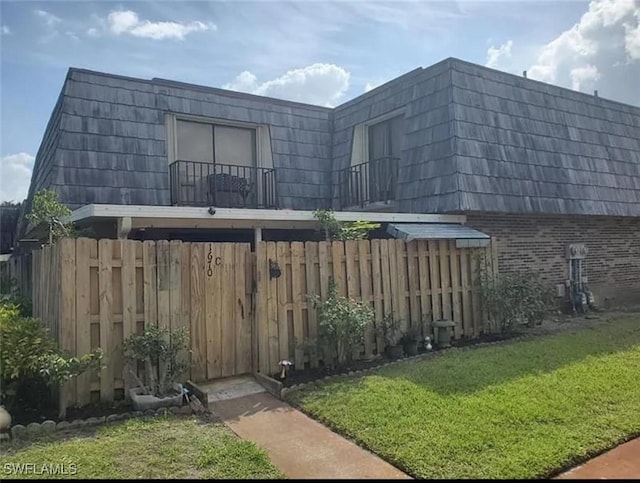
[9,398,135,426]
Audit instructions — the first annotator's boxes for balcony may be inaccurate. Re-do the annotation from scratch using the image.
[170,160,277,209]
[338,157,399,210]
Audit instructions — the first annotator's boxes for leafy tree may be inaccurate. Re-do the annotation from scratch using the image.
[27,189,73,244]
[313,209,380,241]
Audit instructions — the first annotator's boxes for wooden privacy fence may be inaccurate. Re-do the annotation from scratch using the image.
[32,238,253,407]
[31,237,496,406]
[255,238,497,375]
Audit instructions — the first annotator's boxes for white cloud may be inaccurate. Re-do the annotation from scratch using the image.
[86,27,99,37]
[364,81,381,93]
[528,0,640,104]
[34,9,61,27]
[485,40,513,69]
[107,10,215,40]
[0,153,34,203]
[624,10,640,59]
[66,31,80,42]
[224,63,350,107]
[1,26,10,36]
[570,64,601,90]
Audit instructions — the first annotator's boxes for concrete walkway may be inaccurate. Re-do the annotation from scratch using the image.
[207,379,409,479]
[556,438,640,479]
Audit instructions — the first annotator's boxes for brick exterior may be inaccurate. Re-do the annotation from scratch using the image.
[466,214,640,307]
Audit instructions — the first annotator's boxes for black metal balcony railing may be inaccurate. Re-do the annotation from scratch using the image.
[170,160,277,209]
[338,157,399,209]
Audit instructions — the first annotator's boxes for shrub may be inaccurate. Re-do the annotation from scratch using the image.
[308,279,373,367]
[27,189,73,244]
[0,302,103,414]
[123,325,190,398]
[375,313,404,348]
[479,265,552,335]
[312,209,380,241]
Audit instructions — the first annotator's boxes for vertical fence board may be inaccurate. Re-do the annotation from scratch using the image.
[276,242,289,363]
[220,244,235,377]
[318,242,330,299]
[460,249,472,338]
[180,243,191,379]
[190,243,206,381]
[208,243,223,379]
[121,241,137,391]
[266,242,279,375]
[60,239,77,408]
[449,240,462,339]
[98,239,113,402]
[305,241,319,368]
[358,240,374,358]
[406,241,420,333]
[395,240,409,332]
[142,241,157,328]
[256,242,269,374]
[291,242,304,368]
[156,241,171,330]
[235,244,251,375]
[417,241,432,337]
[380,240,393,320]
[168,241,183,333]
[388,240,400,326]
[331,241,346,296]
[75,238,93,406]
[428,241,441,322]
[471,251,482,337]
[371,240,384,355]
[439,240,452,323]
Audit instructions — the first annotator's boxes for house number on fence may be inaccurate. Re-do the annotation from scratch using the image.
[206,246,222,277]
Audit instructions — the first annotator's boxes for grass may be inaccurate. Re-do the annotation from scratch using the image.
[289,315,640,479]
[0,416,284,479]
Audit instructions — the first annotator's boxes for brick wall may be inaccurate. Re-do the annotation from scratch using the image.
[466,213,640,307]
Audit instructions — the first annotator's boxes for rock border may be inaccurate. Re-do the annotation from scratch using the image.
[280,334,534,399]
[5,404,195,441]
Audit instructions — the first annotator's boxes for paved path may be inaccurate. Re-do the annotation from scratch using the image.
[556,438,640,479]
[211,391,410,479]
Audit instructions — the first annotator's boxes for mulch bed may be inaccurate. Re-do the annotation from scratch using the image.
[9,398,134,426]
[275,330,524,387]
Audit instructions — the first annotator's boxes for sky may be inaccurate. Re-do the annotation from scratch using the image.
[1,0,639,203]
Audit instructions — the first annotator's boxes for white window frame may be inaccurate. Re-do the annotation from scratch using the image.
[349,107,407,167]
[165,113,273,170]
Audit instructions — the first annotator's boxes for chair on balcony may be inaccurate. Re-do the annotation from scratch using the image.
[208,172,255,207]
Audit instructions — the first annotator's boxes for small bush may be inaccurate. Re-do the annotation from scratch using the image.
[123,325,190,398]
[308,279,373,368]
[0,302,103,413]
[375,313,404,348]
[479,265,552,334]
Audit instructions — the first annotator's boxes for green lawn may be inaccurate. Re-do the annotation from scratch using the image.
[289,315,640,479]
[0,416,284,479]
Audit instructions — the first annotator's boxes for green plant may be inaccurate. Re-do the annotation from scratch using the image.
[399,326,421,345]
[123,325,191,398]
[313,209,381,241]
[308,279,373,367]
[0,276,32,317]
[479,257,552,334]
[27,189,74,244]
[0,302,103,413]
[375,313,403,347]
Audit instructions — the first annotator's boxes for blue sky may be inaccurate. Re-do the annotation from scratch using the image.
[1,0,639,202]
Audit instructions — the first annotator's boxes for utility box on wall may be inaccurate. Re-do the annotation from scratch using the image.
[566,243,588,260]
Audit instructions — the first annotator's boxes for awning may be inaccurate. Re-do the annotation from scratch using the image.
[387,223,491,247]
